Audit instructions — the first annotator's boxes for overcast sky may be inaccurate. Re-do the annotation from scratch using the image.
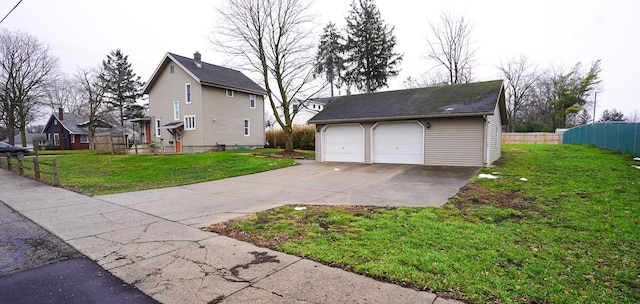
[1,0,638,120]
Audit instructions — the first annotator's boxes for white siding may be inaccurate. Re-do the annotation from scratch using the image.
[425,118,485,166]
[486,104,503,164]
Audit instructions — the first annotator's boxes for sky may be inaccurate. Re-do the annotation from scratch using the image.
[1,0,638,120]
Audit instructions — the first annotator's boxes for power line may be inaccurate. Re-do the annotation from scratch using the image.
[0,0,22,25]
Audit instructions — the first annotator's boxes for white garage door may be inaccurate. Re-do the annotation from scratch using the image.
[373,121,424,164]
[323,124,364,162]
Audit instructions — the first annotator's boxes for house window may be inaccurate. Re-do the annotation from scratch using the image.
[313,104,316,109]
[80,135,89,143]
[292,104,298,112]
[249,94,256,108]
[155,119,161,137]
[173,101,180,120]
[71,135,75,144]
[53,133,59,144]
[54,120,57,126]
[170,65,174,74]
[184,115,196,130]
[185,83,192,104]
[319,105,323,110]
[244,119,250,136]
[226,89,234,97]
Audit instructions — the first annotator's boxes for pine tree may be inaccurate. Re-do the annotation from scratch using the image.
[99,49,144,126]
[314,22,345,97]
[343,0,402,93]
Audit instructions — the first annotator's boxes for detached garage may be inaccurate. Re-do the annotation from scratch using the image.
[308,80,507,167]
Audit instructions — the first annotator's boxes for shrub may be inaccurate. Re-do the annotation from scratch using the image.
[265,125,315,150]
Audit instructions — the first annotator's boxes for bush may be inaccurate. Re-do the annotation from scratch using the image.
[265,125,315,150]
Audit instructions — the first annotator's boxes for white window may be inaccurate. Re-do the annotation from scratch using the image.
[53,133,59,143]
[173,101,180,120]
[80,135,89,143]
[71,135,75,144]
[249,94,256,108]
[184,115,196,130]
[244,119,250,136]
[54,120,57,126]
[155,119,161,137]
[185,83,192,104]
[226,89,234,97]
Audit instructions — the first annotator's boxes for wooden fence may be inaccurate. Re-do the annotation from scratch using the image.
[1,153,59,186]
[95,131,128,154]
[502,132,562,144]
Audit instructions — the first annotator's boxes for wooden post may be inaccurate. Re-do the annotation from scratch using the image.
[34,154,40,181]
[6,153,12,171]
[18,154,24,175]
[52,159,59,186]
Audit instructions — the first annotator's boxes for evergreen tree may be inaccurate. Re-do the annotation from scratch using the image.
[314,22,345,97]
[99,49,144,126]
[599,109,626,122]
[343,0,402,93]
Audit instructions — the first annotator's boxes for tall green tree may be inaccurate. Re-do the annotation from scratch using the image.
[99,49,144,127]
[343,0,402,93]
[550,60,601,129]
[314,22,345,97]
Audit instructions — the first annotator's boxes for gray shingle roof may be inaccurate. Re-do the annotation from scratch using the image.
[308,80,505,124]
[54,113,90,134]
[168,53,266,94]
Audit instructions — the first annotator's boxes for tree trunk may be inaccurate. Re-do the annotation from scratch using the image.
[284,127,294,152]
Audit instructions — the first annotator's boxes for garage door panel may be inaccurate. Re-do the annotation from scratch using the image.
[373,122,423,165]
[323,125,364,163]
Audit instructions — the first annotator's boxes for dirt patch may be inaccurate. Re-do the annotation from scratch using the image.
[203,205,384,250]
[450,182,546,216]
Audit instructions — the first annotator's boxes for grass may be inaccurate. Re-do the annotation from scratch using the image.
[205,145,640,303]
[9,150,297,196]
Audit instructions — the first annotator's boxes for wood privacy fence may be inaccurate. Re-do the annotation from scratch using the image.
[95,131,128,154]
[502,132,562,144]
[0,153,59,186]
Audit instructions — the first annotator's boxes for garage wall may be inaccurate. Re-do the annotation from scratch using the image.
[487,104,502,164]
[425,117,485,166]
[362,122,374,163]
[314,124,324,162]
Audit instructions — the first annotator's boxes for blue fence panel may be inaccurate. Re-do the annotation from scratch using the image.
[562,122,640,155]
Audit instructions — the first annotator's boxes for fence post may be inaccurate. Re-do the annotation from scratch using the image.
[18,154,24,175]
[6,153,11,171]
[52,159,59,186]
[34,154,40,181]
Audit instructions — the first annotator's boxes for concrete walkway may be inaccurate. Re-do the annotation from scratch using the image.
[0,162,473,304]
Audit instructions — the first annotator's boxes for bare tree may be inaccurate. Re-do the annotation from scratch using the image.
[426,12,475,85]
[498,55,539,132]
[213,0,319,152]
[75,67,107,150]
[0,30,58,146]
[45,77,86,115]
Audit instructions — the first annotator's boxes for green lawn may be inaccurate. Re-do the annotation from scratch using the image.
[35,151,296,196]
[208,145,640,303]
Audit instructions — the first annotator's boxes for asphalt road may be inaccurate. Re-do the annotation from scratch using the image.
[0,201,158,304]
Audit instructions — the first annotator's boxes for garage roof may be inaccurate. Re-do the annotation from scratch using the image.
[308,80,506,124]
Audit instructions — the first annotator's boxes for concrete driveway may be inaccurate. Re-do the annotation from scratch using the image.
[97,161,479,228]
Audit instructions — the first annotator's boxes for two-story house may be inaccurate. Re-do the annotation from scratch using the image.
[143,52,266,153]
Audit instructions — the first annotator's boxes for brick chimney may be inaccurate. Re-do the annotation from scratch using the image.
[58,107,64,120]
[194,51,202,67]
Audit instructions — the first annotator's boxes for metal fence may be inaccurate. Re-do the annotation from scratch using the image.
[562,122,640,155]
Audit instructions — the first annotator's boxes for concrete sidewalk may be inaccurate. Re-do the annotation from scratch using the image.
[0,165,467,304]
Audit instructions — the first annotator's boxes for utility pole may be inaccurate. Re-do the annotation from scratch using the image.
[592,92,598,123]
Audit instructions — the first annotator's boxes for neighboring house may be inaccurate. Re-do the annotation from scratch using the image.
[308,80,507,167]
[2,133,46,150]
[42,108,120,150]
[143,52,266,153]
[281,98,336,127]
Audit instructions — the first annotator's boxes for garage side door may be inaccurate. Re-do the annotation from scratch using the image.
[323,124,364,163]
[373,121,424,164]
[425,118,484,166]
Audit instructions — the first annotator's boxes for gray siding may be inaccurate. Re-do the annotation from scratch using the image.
[314,124,324,162]
[362,122,374,163]
[487,104,502,164]
[425,117,485,166]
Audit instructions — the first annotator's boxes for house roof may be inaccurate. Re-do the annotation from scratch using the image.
[309,96,339,106]
[2,133,46,144]
[142,52,266,95]
[52,112,90,135]
[308,80,506,124]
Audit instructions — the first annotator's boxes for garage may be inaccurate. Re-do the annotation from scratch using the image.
[322,124,364,163]
[372,121,424,164]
